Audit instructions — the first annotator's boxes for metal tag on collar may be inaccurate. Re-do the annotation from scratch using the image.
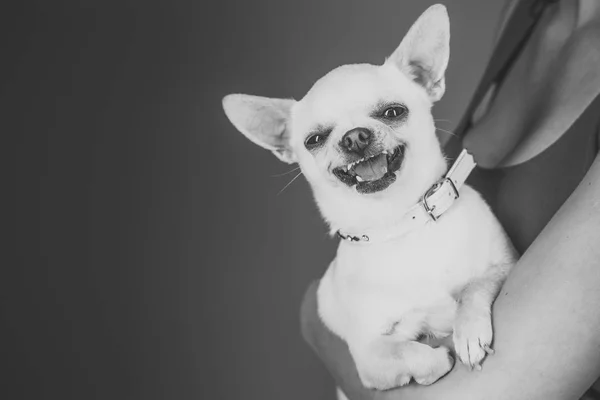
[337,231,370,242]
[421,177,460,222]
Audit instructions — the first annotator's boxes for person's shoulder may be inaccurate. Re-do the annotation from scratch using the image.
[578,0,600,29]
[568,0,600,58]
[570,8,600,151]
[577,1,600,149]
[574,14,600,52]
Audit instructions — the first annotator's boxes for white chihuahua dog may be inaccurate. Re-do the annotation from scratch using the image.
[223,4,516,392]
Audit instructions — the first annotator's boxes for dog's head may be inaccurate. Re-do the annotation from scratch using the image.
[223,5,450,231]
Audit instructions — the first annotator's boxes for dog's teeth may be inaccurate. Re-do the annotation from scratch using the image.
[356,176,364,182]
[382,150,388,155]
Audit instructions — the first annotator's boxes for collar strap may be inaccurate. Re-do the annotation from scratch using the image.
[337,149,476,243]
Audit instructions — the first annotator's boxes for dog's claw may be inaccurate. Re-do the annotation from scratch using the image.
[474,363,482,371]
[453,310,493,370]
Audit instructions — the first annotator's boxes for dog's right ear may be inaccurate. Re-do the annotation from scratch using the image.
[222,94,297,164]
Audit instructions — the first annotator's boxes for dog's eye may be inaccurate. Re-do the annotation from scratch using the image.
[305,133,327,149]
[382,106,407,119]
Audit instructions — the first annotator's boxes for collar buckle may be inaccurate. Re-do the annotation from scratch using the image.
[421,177,460,222]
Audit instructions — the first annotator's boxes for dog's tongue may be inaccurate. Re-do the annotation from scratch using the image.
[353,154,388,181]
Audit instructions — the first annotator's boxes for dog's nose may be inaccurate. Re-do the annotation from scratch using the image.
[341,127,372,154]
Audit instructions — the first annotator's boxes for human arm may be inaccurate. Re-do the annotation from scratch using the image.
[301,152,600,400]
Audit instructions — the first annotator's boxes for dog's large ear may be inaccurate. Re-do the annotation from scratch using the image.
[222,94,297,164]
[386,4,450,102]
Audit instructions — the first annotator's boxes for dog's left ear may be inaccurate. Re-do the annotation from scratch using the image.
[386,4,450,102]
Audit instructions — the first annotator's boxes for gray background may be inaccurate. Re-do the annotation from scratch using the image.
[9,1,503,399]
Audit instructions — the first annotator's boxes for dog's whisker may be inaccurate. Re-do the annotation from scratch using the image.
[271,167,301,177]
[277,171,303,195]
[434,118,453,123]
[436,127,458,138]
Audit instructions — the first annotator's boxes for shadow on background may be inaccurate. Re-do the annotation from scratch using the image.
[9,1,503,399]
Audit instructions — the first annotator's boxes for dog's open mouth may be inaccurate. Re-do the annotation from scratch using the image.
[332,145,405,194]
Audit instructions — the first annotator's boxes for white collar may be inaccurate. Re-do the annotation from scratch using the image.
[336,149,477,243]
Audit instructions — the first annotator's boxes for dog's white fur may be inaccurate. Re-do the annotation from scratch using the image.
[223,4,516,391]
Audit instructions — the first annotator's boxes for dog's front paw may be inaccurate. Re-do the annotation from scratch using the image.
[357,365,412,390]
[357,345,453,390]
[453,310,494,369]
[411,346,454,386]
